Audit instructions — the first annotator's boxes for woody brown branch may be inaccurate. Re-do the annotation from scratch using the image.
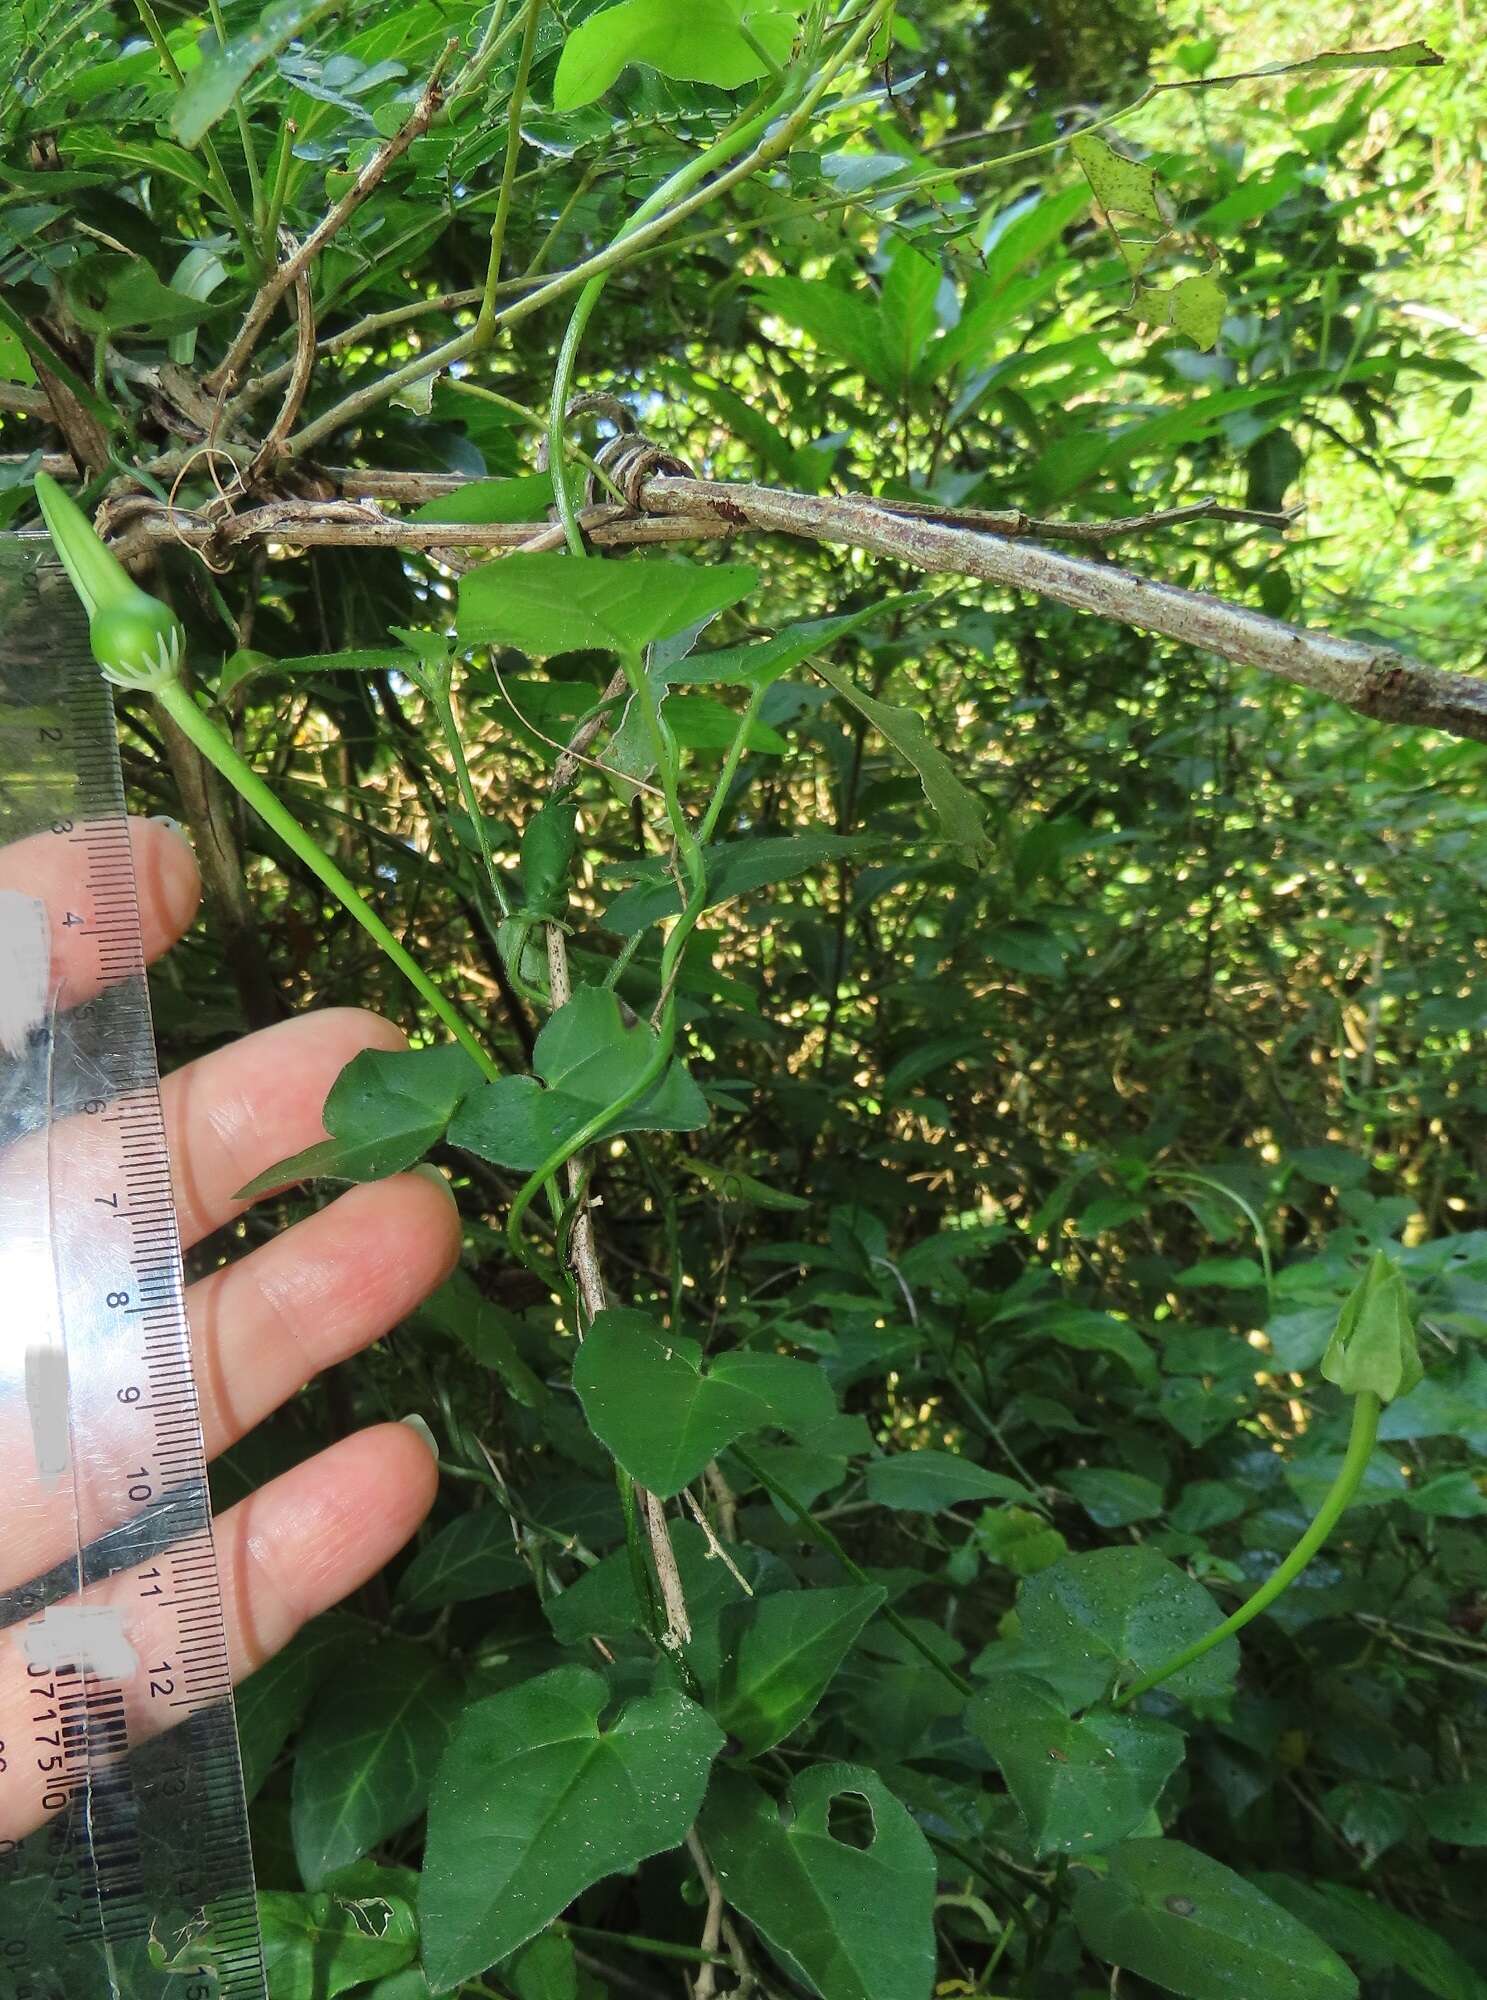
[70,473,1487,746]
[203,39,459,399]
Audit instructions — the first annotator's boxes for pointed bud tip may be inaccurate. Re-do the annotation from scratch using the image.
[1320,1251,1423,1403]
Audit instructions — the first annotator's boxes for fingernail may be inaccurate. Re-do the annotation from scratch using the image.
[412,1162,457,1204]
[400,1413,439,1459]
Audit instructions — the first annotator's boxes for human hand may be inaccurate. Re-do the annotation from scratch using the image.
[0,817,459,1839]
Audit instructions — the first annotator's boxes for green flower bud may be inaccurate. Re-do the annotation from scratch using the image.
[33,470,186,689]
[89,592,186,689]
[1320,1251,1423,1403]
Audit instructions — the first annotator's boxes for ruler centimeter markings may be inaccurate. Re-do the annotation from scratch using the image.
[0,539,267,2000]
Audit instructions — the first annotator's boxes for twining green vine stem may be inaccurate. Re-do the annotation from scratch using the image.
[262,114,297,251]
[132,0,261,276]
[544,95,785,557]
[545,0,894,555]
[472,0,544,350]
[288,0,893,459]
[420,656,512,920]
[206,0,266,243]
[1113,1389,1382,1706]
[503,646,714,1267]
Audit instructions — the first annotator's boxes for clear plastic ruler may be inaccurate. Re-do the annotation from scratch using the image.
[0,538,266,1999]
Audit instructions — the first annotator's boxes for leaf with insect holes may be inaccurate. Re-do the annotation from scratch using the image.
[258,1871,419,2000]
[572,1307,837,1496]
[1071,133,1165,225]
[236,1045,483,1196]
[701,1765,936,2000]
[1238,40,1440,82]
[1139,273,1227,350]
[456,552,756,657]
[447,986,709,1172]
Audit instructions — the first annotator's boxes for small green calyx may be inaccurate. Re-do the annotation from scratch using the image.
[32,469,186,690]
[1320,1250,1423,1404]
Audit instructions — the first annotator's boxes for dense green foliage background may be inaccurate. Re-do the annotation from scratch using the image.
[5,2,1487,1996]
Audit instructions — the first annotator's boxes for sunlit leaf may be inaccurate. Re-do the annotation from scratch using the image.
[553,0,801,110]
[457,553,756,656]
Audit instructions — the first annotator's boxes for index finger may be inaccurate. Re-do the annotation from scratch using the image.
[0,816,201,1019]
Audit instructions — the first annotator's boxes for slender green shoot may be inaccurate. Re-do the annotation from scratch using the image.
[1113,1390,1382,1706]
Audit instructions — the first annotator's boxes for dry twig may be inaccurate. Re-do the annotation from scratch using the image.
[204,39,459,397]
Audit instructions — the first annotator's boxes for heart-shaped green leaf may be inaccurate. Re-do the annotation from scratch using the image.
[553,0,800,109]
[991,1548,1238,1713]
[712,1585,884,1754]
[292,1641,461,1887]
[420,1667,722,1992]
[395,1511,529,1613]
[1073,1840,1357,2000]
[238,1044,482,1195]
[969,1675,1184,1855]
[702,1765,935,2000]
[448,985,709,1171]
[573,1308,836,1497]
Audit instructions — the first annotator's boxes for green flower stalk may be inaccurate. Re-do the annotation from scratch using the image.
[1114,1251,1422,1708]
[33,472,498,1083]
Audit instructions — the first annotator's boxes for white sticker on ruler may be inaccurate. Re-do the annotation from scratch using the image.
[18,1605,139,1679]
[0,889,49,1058]
[0,890,74,1482]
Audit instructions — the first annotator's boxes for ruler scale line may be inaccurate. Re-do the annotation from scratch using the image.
[0,542,270,1998]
